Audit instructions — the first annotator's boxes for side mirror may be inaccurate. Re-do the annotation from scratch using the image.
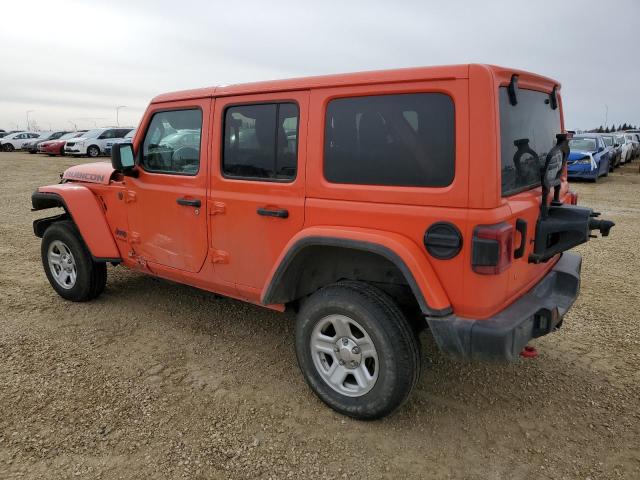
[111,143,137,176]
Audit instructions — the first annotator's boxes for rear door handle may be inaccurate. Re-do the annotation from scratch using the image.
[257,207,289,219]
[177,197,201,208]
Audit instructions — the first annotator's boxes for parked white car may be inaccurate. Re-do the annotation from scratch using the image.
[1,131,51,151]
[104,128,137,155]
[614,134,632,164]
[624,133,639,159]
[64,127,134,157]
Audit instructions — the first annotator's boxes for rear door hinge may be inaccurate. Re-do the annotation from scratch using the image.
[210,249,229,264]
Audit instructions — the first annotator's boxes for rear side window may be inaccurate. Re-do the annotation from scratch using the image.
[141,109,202,175]
[323,93,455,187]
[499,87,561,196]
[223,103,299,181]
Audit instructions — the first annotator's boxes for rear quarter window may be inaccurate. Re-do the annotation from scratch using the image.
[323,93,455,187]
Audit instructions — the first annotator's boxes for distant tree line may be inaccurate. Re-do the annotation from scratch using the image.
[589,123,639,133]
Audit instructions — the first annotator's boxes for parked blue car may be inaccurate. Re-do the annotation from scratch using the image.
[567,134,611,182]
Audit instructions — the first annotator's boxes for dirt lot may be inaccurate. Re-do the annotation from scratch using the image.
[1,151,639,479]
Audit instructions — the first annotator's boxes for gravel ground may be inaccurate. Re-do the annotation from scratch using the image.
[1,152,639,479]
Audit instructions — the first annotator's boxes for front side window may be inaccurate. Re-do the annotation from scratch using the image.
[324,93,455,187]
[499,87,561,196]
[141,109,202,175]
[98,130,116,140]
[223,103,299,181]
[602,136,613,146]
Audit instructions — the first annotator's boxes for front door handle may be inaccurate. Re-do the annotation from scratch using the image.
[257,207,289,219]
[177,197,201,208]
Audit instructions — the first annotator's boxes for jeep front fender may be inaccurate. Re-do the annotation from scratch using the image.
[32,184,120,262]
[262,226,452,316]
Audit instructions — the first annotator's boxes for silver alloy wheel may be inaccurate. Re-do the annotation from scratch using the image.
[47,240,77,289]
[310,314,379,397]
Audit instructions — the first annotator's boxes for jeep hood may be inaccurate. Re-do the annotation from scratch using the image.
[62,162,115,185]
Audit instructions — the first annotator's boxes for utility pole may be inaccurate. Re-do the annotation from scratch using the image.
[604,105,608,129]
[116,105,127,126]
[26,110,35,131]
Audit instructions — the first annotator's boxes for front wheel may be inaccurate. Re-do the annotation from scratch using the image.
[87,145,100,157]
[4,143,14,152]
[295,281,421,420]
[41,221,107,302]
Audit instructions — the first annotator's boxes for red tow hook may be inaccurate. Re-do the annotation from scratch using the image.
[520,345,538,359]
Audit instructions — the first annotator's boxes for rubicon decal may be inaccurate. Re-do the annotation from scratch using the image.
[64,171,105,183]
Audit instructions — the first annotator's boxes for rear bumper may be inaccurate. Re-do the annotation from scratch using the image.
[426,252,581,361]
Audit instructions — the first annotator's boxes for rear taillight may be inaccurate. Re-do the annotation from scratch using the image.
[567,190,578,205]
[472,223,514,274]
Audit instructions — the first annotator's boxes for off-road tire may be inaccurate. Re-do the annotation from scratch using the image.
[87,145,100,157]
[41,221,107,302]
[296,281,421,420]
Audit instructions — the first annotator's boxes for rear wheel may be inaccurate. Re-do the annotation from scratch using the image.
[87,145,100,157]
[41,221,107,302]
[295,281,421,420]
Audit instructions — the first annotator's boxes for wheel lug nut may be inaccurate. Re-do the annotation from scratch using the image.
[338,359,345,366]
[342,338,349,346]
[351,346,360,354]
[333,346,340,353]
[350,361,358,368]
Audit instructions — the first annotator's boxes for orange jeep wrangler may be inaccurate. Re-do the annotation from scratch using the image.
[32,65,614,419]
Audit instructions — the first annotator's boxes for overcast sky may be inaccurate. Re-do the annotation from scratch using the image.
[1,0,638,131]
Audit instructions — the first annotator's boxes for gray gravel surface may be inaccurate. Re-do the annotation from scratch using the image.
[1,152,639,479]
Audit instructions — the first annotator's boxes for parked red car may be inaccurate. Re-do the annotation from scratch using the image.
[38,131,87,156]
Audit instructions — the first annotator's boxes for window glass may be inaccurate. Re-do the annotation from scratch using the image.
[323,93,455,187]
[99,130,115,139]
[223,102,299,181]
[602,136,613,146]
[499,87,561,196]
[569,138,597,151]
[141,109,202,175]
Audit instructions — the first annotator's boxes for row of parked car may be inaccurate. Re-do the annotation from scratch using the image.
[567,130,640,182]
[1,127,638,184]
[0,127,135,157]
